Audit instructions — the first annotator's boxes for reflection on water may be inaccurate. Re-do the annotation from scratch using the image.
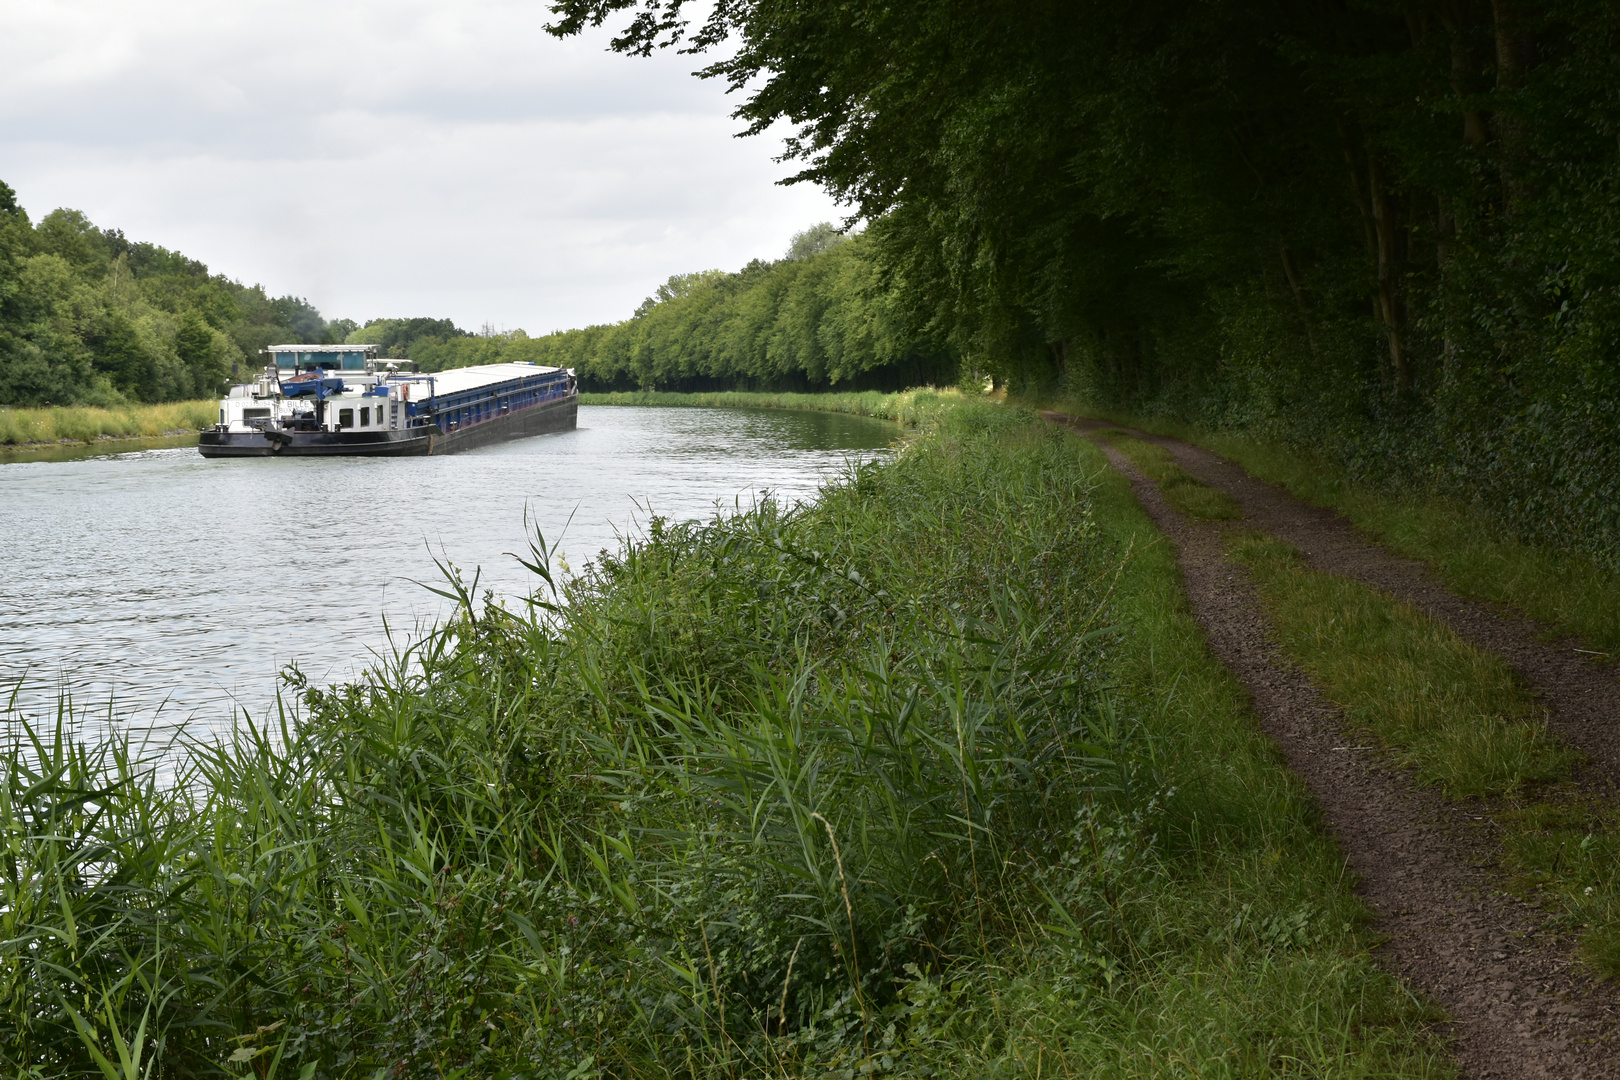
[0,406,894,739]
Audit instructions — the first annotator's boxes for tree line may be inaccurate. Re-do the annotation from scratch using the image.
[404,225,954,391]
[0,185,950,406]
[0,183,357,406]
[542,0,1620,564]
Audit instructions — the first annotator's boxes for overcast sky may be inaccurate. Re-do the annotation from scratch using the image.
[0,0,843,333]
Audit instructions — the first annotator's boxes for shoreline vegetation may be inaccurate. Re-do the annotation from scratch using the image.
[8,387,1611,665]
[577,387,964,426]
[1,400,1448,1078]
[0,400,215,448]
[0,389,951,451]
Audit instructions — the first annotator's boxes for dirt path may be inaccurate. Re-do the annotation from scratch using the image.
[1044,412,1620,1079]
[1114,420,1620,790]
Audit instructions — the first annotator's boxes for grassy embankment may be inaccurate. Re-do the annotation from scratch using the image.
[1088,423,1620,976]
[1053,403,1620,654]
[1,402,1449,1078]
[0,401,217,447]
[579,387,965,427]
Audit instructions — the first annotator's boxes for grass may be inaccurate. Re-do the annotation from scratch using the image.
[1228,530,1620,976]
[1229,532,1573,798]
[0,402,1449,1078]
[1090,428,1244,520]
[579,386,969,427]
[0,401,218,446]
[1051,401,1620,653]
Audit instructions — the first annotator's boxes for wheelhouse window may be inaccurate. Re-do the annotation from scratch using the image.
[360,407,371,427]
[338,408,354,428]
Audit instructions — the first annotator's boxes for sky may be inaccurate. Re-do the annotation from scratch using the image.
[0,0,844,334]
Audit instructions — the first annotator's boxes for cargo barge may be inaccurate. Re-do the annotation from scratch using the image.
[199,344,577,458]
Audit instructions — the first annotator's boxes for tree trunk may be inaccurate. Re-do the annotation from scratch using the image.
[1339,119,1410,392]
[1368,154,1411,392]
[1279,242,1321,359]
[1440,0,1490,148]
[1491,0,1537,211]
[1049,338,1069,386]
[1436,194,1458,374]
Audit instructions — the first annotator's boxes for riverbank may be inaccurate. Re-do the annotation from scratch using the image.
[0,400,217,447]
[579,386,966,426]
[1,401,1444,1077]
[0,386,954,449]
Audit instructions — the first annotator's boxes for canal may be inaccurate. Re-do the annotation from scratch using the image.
[0,405,895,741]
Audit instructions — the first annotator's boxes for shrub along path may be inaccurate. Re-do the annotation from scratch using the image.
[1045,411,1620,1079]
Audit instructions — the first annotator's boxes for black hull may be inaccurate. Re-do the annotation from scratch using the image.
[199,394,578,458]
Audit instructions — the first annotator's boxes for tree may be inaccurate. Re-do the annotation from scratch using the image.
[545,0,1620,562]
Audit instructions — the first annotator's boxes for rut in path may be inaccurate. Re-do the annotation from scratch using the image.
[1044,412,1620,1080]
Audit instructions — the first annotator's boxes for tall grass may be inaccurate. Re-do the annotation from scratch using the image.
[0,401,218,446]
[578,387,967,427]
[0,404,1447,1078]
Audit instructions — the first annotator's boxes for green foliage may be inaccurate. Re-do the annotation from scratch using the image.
[545,0,1620,567]
[343,316,467,357]
[0,185,351,406]
[0,406,1445,1077]
[413,230,957,392]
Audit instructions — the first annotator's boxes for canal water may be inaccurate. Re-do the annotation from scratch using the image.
[0,406,894,742]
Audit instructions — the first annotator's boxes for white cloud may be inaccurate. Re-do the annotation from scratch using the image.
[0,0,842,330]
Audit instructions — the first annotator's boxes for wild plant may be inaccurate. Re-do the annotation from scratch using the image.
[0,405,1170,1078]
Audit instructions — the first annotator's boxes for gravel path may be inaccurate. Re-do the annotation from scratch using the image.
[1045,412,1620,1078]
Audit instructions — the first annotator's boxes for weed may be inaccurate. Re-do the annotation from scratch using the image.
[0,403,1448,1077]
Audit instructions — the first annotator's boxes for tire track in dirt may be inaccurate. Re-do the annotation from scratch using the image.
[1045,412,1620,1079]
[1068,414,1620,790]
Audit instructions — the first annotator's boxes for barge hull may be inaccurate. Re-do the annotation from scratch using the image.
[199,394,577,458]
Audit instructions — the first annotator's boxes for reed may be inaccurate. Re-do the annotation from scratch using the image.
[0,401,218,446]
[0,403,1446,1078]
[578,387,967,427]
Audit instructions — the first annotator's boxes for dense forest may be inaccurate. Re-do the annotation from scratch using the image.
[545,0,1620,565]
[0,182,356,407]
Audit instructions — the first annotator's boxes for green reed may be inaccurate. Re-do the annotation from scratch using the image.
[0,401,218,447]
[0,404,1446,1078]
[577,387,967,428]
